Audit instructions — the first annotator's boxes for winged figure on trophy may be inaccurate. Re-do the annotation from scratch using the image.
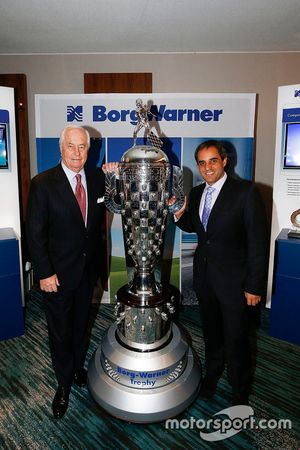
[133,98,162,149]
[88,99,201,423]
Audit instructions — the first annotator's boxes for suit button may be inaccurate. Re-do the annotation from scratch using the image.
[206,240,210,244]
[83,252,86,257]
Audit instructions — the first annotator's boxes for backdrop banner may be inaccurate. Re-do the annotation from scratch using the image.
[267,84,300,306]
[35,93,256,304]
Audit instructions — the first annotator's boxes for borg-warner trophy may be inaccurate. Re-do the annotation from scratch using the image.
[88,99,201,422]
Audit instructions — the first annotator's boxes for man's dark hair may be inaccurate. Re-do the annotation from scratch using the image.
[194,140,227,163]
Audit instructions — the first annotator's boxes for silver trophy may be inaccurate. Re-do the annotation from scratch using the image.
[88,99,201,422]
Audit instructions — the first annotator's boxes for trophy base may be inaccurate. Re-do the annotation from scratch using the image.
[88,323,201,423]
[288,229,300,239]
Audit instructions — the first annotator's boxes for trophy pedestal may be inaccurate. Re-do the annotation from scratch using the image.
[88,323,201,423]
[288,229,300,239]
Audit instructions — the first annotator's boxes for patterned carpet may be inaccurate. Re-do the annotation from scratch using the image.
[0,290,299,450]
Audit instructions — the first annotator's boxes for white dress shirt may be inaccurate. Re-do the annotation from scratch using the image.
[199,172,227,218]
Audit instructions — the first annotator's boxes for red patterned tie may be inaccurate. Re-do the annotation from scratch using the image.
[75,173,86,223]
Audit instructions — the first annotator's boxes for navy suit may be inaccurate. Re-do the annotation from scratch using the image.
[176,176,268,395]
[26,164,106,386]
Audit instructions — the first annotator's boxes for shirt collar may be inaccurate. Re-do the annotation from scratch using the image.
[61,161,85,183]
[204,172,227,193]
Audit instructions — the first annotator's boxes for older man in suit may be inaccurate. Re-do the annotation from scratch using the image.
[173,140,268,405]
[26,126,110,418]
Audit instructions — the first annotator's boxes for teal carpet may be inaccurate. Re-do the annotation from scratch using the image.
[0,291,299,449]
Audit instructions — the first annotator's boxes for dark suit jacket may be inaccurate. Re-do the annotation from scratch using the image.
[26,164,106,291]
[177,176,268,304]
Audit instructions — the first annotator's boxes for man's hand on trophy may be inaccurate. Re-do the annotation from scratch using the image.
[102,162,119,173]
[167,195,187,220]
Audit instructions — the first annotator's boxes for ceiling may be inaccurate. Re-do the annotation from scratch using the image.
[0,0,300,54]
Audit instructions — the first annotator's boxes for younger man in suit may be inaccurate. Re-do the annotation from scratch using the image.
[173,140,268,405]
[26,126,113,418]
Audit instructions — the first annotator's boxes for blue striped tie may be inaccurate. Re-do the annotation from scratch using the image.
[201,186,214,231]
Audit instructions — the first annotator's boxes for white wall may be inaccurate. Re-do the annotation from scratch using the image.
[0,86,21,236]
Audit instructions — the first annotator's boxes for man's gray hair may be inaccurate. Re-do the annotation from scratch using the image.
[59,126,90,150]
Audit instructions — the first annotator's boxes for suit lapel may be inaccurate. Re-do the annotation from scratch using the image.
[208,177,233,226]
[86,169,96,230]
[193,183,206,233]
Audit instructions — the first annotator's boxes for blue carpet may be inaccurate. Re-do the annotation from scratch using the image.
[0,290,299,449]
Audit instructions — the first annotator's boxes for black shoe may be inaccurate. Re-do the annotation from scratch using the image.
[232,393,249,406]
[52,385,70,419]
[73,368,87,387]
[199,376,218,400]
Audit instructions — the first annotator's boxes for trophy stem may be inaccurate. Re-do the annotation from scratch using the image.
[130,268,159,295]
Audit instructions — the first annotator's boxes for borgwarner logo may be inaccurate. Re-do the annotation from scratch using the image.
[165,406,292,442]
[92,104,223,124]
[66,104,224,125]
[67,106,83,122]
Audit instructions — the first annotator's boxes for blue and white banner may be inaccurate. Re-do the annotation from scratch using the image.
[35,93,256,303]
[267,84,300,306]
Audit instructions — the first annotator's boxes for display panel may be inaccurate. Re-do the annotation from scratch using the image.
[283,122,300,169]
[0,123,9,169]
